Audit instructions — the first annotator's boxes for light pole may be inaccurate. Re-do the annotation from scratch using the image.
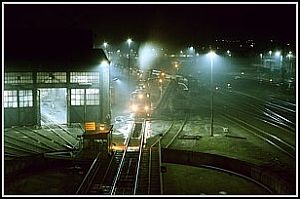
[127,38,132,81]
[100,60,111,125]
[227,50,232,67]
[268,50,272,80]
[275,51,281,82]
[287,51,293,78]
[259,53,263,81]
[103,42,108,57]
[208,51,216,137]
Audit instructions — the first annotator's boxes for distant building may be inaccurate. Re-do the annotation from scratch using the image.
[4,28,111,128]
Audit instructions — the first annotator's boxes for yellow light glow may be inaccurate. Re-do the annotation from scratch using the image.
[131,104,138,112]
[99,124,106,131]
[112,145,125,151]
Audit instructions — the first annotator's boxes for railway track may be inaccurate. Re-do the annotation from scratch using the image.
[221,113,295,159]
[90,120,163,195]
[135,136,163,194]
[213,90,296,158]
[160,113,189,148]
[76,121,147,195]
[110,122,144,195]
[216,90,296,151]
[226,90,296,132]
[222,97,295,137]
[75,152,112,194]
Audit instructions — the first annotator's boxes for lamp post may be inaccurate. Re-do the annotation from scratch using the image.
[268,50,272,81]
[287,51,293,78]
[259,53,263,81]
[103,42,108,57]
[100,60,111,125]
[275,51,282,82]
[208,51,216,137]
[127,38,132,81]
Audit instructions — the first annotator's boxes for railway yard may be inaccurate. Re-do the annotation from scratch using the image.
[3,69,297,196]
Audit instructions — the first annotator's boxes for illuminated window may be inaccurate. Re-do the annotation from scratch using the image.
[70,72,99,84]
[4,90,18,108]
[19,90,33,107]
[71,89,85,106]
[37,72,66,83]
[4,72,33,84]
[86,89,99,105]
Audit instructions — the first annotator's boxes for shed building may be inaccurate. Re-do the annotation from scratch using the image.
[4,28,111,128]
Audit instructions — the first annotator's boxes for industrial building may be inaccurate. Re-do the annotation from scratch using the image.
[4,29,111,128]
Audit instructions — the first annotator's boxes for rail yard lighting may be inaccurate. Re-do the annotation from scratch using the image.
[275,51,281,57]
[138,94,144,99]
[131,104,138,112]
[127,38,132,46]
[103,42,108,49]
[208,51,216,137]
[127,38,132,80]
[100,59,111,124]
[286,51,293,77]
[101,60,109,67]
[103,42,109,58]
[288,51,293,56]
[227,50,231,57]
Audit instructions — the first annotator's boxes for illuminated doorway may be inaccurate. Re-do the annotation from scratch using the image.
[39,88,67,125]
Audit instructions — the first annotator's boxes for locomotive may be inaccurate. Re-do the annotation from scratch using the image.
[130,88,151,118]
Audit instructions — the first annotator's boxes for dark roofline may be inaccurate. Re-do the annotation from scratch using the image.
[4,28,110,72]
[5,48,109,72]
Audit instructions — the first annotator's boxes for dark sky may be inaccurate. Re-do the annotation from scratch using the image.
[4,3,296,49]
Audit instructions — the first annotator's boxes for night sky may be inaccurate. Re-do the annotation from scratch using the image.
[4,3,296,49]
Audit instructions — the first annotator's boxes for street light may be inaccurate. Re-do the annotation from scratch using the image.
[189,46,195,56]
[287,51,293,78]
[127,38,132,80]
[227,50,231,57]
[100,60,111,125]
[127,38,132,46]
[258,53,263,81]
[103,42,108,49]
[208,51,216,137]
[268,50,273,80]
[103,42,108,57]
[275,51,281,57]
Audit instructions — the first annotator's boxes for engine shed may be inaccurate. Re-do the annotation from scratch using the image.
[4,29,111,129]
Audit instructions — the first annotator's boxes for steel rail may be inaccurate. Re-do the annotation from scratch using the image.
[110,123,134,195]
[222,114,295,159]
[133,120,146,194]
[165,113,188,148]
[75,152,102,194]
